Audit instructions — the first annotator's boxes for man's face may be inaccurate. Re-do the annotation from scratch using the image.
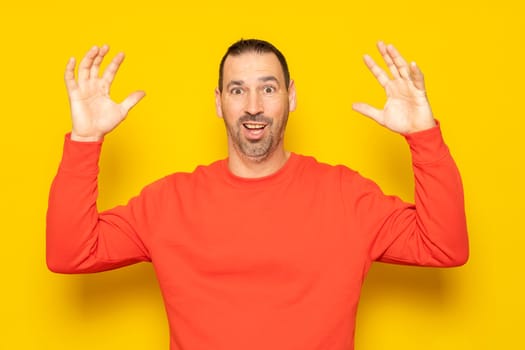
[215,52,296,161]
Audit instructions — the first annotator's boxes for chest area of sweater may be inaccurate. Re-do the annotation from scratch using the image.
[151,181,367,292]
[168,181,350,251]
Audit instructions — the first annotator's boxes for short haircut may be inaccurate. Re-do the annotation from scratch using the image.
[218,39,290,92]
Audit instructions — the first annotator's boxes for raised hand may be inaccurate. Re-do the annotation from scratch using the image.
[64,45,145,141]
[352,42,436,134]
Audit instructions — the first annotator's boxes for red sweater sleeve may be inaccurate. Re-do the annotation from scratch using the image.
[46,134,152,273]
[348,124,469,267]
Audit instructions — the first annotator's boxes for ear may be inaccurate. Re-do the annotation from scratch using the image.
[215,87,223,118]
[288,80,297,112]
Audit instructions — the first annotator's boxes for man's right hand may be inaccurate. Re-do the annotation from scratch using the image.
[65,45,145,142]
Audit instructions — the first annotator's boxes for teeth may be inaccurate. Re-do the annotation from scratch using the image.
[244,123,265,130]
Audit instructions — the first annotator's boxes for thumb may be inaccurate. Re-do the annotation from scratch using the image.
[120,90,146,115]
[352,102,384,125]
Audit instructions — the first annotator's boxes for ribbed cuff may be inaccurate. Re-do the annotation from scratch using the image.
[58,133,103,175]
[403,122,450,164]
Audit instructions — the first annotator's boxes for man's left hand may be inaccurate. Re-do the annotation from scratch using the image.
[352,42,436,134]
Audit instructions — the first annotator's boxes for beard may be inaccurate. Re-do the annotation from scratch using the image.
[223,112,289,162]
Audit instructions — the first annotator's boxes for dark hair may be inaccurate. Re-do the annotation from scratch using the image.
[218,39,290,92]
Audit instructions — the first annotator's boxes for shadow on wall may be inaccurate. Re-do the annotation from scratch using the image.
[70,263,163,318]
[359,262,450,313]
[365,263,445,296]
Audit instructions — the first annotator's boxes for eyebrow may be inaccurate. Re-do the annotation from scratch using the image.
[259,76,280,86]
[226,76,281,90]
[226,80,244,89]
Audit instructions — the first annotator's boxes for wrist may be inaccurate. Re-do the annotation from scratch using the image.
[70,132,104,142]
[405,118,437,134]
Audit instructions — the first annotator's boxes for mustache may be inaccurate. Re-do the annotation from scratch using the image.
[238,113,273,125]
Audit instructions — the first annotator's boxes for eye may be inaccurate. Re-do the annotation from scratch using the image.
[263,86,276,94]
[230,87,243,95]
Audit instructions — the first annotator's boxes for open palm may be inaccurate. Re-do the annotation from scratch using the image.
[65,45,145,141]
[353,42,436,134]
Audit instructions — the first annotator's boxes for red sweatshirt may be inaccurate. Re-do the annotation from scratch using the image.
[47,125,468,350]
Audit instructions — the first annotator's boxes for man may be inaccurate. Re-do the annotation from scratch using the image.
[47,39,468,349]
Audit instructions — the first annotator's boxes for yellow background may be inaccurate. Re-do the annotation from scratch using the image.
[1,0,523,348]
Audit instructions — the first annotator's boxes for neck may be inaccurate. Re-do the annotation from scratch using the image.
[227,145,290,178]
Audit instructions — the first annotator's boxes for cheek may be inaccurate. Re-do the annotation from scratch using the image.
[265,97,289,115]
[222,98,244,115]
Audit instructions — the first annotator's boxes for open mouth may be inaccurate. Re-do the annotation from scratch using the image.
[242,122,267,139]
[243,123,267,131]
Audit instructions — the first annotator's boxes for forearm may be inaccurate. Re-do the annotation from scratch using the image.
[379,124,469,266]
[46,135,148,273]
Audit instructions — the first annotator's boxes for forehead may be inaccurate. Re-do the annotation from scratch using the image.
[222,52,285,83]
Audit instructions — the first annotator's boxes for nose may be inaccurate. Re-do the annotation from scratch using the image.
[244,90,264,116]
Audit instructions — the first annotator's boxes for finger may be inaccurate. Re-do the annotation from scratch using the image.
[410,61,426,91]
[101,52,125,89]
[386,44,411,80]
[78,46,99,81]
[363,54,390,88]
[90,44,110,78]
[377,41,399,79]
[352,102,384,125]
[64,57,78,92]
[120,90,146,115]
